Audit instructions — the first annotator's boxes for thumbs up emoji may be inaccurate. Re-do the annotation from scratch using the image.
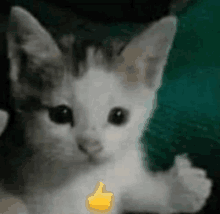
[86,181,115,214]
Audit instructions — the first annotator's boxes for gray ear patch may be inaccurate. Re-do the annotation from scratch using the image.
[113,15,177,91]
[7,6,65,98]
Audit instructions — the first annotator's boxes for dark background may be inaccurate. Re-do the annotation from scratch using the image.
[0,0,220,214]
[0,0,191,22]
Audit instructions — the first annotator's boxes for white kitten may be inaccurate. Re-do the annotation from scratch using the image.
[2,6,212,214]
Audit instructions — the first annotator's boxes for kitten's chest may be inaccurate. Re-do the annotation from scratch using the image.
[25,149,144,214]
[77,149,142,190]
[49,150,142,213]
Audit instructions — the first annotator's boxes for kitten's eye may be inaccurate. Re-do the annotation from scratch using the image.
[49,105,74,125]
[108,107,129,126]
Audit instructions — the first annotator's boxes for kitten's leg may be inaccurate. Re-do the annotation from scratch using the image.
[122,169,176,213]
[165,154,212,213]
[122,154,212,214]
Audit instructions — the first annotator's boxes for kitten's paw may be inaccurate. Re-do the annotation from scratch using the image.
[168,154,212,213]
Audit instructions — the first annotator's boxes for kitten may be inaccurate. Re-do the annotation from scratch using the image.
[2,6,212,214]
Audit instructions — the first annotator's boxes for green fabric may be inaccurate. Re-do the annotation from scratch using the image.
[145,0,220,167]
[144,1,220,213]
[162,0,220,119]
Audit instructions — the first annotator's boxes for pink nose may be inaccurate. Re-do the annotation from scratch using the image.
[77,137,103,154]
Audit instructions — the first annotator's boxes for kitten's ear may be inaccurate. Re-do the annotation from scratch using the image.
[7,6,64,98]
[117,16,177,90]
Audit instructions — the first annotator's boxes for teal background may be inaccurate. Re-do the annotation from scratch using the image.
[146,0,220,169]
[143,1,220,213]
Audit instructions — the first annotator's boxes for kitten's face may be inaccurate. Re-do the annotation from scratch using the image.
[23,50,155,164]
[7,6,177,165]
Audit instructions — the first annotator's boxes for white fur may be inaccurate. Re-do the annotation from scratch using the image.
[6,7,212,214]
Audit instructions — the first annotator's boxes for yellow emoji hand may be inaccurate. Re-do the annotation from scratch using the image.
[86,181,115,214]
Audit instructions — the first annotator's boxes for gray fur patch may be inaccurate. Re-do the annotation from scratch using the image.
[58,35,126,79]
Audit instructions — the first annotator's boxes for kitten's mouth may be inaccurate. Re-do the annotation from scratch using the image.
[88,154,104,164]
[88,153,112,165]
[77,143,112,165]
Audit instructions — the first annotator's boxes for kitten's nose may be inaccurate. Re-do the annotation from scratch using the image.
[77,137,103,154]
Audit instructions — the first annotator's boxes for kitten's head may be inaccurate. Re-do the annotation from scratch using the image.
[7,6,177,164]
